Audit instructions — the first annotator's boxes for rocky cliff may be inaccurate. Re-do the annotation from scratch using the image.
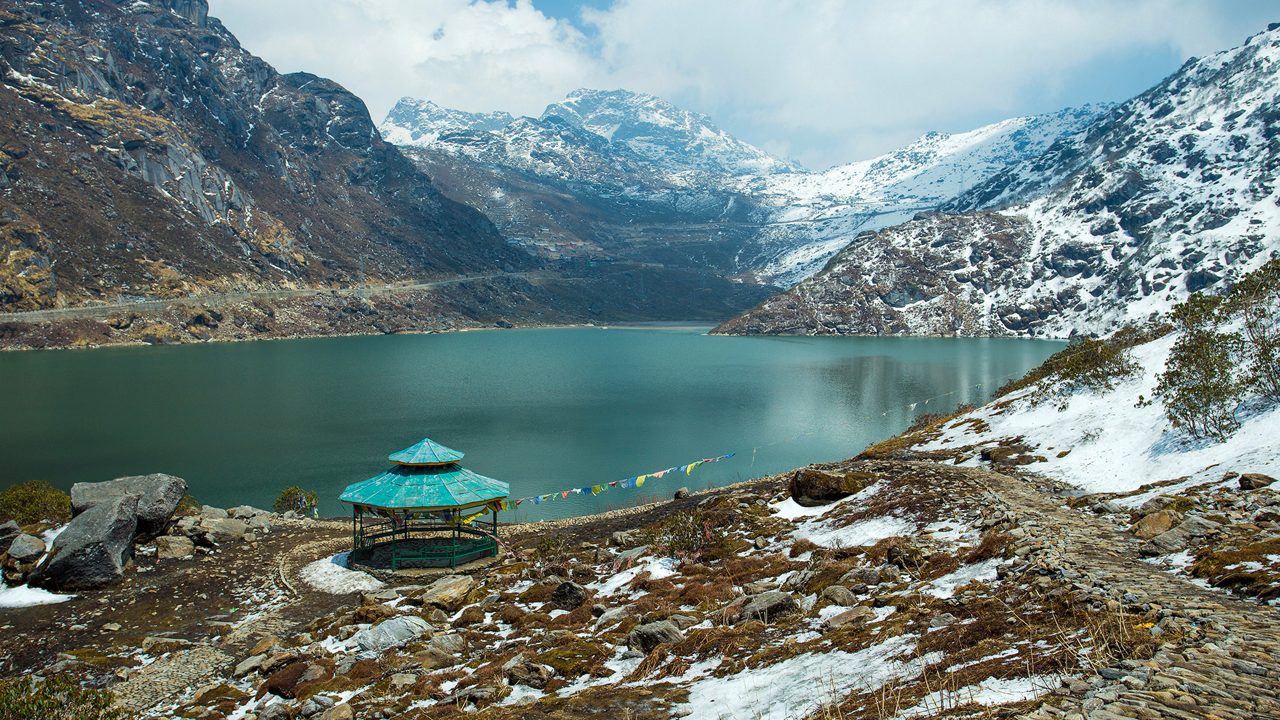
[717,25,1280,338]
[0,0,533,312]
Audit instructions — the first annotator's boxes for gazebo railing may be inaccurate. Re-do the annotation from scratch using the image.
[353,517,498,570]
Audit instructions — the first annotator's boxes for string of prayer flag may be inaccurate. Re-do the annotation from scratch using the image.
[506,452,735,508]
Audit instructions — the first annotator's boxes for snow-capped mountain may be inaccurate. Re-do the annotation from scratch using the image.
[540,89,794,178]
[380,90,1099,285]
[380,97,515,146]
[716,25,1280,338]
[739,106,1105,284]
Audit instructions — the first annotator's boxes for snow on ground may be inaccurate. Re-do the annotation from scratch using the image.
[675,635,929,720]
[591,556,677,597]
[920,332,1280,496]
[926,559,1003,599]
[299,553,384,594]
[895,675,1059,718]
[794,515,916,549]
[0,584,74,608]
[769,482,881,520]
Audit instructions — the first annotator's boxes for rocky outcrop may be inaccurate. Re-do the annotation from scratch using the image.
[627,620,682,653]
[349,616,431,655]
[71,473,187,538]
[32,494,138,590]
[0,0,531,313]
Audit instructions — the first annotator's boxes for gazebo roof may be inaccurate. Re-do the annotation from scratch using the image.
[340,463,509,511]
[388,437,465,466]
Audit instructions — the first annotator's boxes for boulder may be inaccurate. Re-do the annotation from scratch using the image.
[264,658,333,699]
[550,581,588,610]
[1239,473,1276,491]
[789,467,874,507]
[819,585,857,607]
[200,506,229,519]
[1140,515,1222,557]
[349,616,431,654]
[70,473,186,538]
[1131,510,1181,540]
[823,605,876,630]
[506,658,555,688]
[627,620,682,653]
[199,517,248,540]
[6,533,46,564]
[228,505,265,519]
[418,574,474,611]
[155,535,196,560]
[732,591,799,624]
[32,494,138,590]
[610,530,640,547]
[318,703,354,720]
[0,520,20,555]
[674,487,690,500]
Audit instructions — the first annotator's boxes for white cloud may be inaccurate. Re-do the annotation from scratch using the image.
[208,0,1275,168]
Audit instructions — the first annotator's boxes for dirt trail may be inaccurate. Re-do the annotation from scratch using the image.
[942,464,1280,720]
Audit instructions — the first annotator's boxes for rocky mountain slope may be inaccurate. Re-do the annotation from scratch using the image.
[0,0,533,313]
[717,25,1280,338]
[381,92,1096,287]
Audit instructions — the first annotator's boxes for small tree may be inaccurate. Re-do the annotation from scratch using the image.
[273,486,319,515]
[1224,259,1280,400]
[1152,327,1246,441]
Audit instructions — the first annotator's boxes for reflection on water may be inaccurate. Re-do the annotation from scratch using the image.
[0,328,1061,521]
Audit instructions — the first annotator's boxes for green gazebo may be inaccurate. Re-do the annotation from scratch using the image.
[341,438,509,570]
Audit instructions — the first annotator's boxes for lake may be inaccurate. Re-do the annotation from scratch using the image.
[0,327,1061,522]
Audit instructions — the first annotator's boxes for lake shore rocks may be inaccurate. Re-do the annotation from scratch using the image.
[71,473,187,539]
[33,494,138,591]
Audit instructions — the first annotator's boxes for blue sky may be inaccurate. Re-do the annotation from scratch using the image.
[210,0,1277,168]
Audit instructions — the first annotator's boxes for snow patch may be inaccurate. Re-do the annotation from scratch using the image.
[0,584,74,608]
[299,553,384,594]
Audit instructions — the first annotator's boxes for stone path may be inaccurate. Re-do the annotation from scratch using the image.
[935,463,1280,720]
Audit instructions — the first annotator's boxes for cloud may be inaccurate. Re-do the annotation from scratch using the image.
[208,0,1275,168]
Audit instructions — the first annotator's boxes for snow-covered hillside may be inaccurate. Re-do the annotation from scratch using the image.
[719,25,1280,337]
[741,106,1104,284]
[379,90,1093,285]
[920,331,1280,499]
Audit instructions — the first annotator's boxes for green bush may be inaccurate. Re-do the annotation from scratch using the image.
[998,325,1159,407]
[1151,327,1246,441]
[0,674,124,720]
[0,480,71,526]
[272,486,319,514]
[174,494,201,516]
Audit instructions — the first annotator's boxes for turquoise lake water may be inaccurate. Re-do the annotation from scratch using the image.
[0,327,1061,521]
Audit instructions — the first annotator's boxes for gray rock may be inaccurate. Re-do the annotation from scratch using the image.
[615,545,650,563]
[610,530,640,547]
[1140,515,1222,557]
[142,636,191,655]
[199,517,248,540]
[0,520,19,555]
[32,495,138,590]
[6,533,46,563]
[71,473,186,538]
[418,574,473,610]
[228,505,265,519]
[753,536,768,550]
[673,487,690,500]
[428,633,465,655]
[593,606,628,630]
[823,605,875,629]
[820,585,857,607]
[247,515,273,534]
[234,653,268,677]
[733,591,799,624]
[349,616,431,654]
[667,613,699,629]
[155,535,196,559]
[550,581,588,610]
[628,620,682,653]
[200,506,229,519]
